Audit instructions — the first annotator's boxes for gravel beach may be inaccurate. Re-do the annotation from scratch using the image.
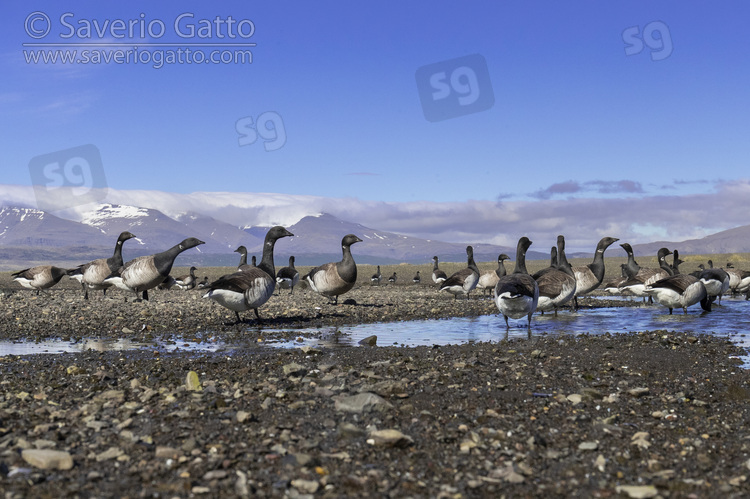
[1,275,749,498]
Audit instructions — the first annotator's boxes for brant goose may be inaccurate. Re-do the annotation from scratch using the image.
[619,243,641,278]
[535,235,577,315]
[67,231,136,299]
[531,246,558,280]
[276,256,300,295]
[603,264,629,295]
[104,237,205,301]
[12,265,68,294]
[494,237,539,328]
[619,248,673,302]
[203,226,293,322]
[670,250,685,275]
[174,266,198,290]
[234,246,256,271]
[572,236,619,308]
[439,246,480,299]
[304,234,362,304]
[370,265,382,286]
[197,276,210,289]
[431,256,448,285]
[646,274,711,314]
[723,262,743,294]
[388,272,398,285]
[412,271,421,284]
[696,261,730,305]
[477,254,510,296]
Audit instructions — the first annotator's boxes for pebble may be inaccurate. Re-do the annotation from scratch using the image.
[334,392,393,413]
[185,371,203,391]
[359,335,377,346]
[366,429,414,448]
[21,449,74,470]
[291,478,320,494]
[615,485,658,498]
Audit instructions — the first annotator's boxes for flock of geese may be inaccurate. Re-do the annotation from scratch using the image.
[10,227,360,324]
[10,228,749,327]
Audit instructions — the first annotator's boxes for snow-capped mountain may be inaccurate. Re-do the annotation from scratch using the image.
[77,203,261,256]
[0,206,109,247]
[268,213,527,265]
[2,201,750,271]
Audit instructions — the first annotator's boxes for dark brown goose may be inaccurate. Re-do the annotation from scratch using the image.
[203,226,293,322]
[619,247,673,302]
[477,253,510,296]
[431,256,448,285]
[304,234,362,304]
[67,231,136,299]
[535,235,576,315]
[572,236,619,308]
[494,237,539,328]
[646,274,711,315]
[370,265,382,286]
[439,246,480,299]
[103,237,205,301]
[275,256,300,295]
[174,266,198,290]
[12,265,68,294]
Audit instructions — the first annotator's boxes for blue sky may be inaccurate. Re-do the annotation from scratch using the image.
[2,1,750,252]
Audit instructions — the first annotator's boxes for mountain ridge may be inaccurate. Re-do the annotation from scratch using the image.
[1,203,749,270]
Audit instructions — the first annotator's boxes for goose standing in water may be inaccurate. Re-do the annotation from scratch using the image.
[104,237,205,301]
[494,237,539,328]
[723,262,743,295]
[477,254,510,296]
[696,260,730,305]
[304,234,362,304]
[619,248,673,303]
[571,236,619,309]
[646,274,711,315]
[67,231,136,299]
[174,266,198,290]
[370,265,382,286]
[535,235,576,315]
[203,226,293,322]
[531,246,558,280]
[602,264,630,295]
[276,256,300,295]
[439,246,480,299]
[670,250,685,275]
[619,243,641,279]
[431,256,448,285]
[12,265,69,294]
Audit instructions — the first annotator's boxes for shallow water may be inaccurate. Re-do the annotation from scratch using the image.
[272,297,750,351]
[2,297,749,365]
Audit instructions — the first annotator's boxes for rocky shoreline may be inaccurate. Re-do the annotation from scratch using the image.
[1,283,749,497]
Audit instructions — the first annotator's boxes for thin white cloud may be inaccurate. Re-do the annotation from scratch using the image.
[1,180,748,253]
